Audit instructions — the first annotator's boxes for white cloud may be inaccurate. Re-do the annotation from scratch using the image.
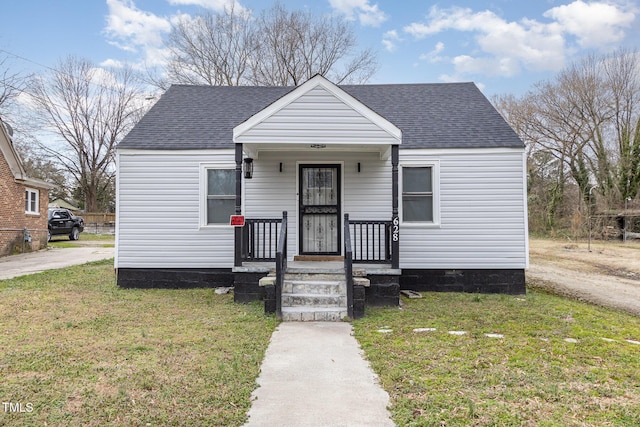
[102,0,249,70]
[167,0,245,13]
[99,58,125,68]
[381,40,394,52]
[105,0,171,49]
[403,1,637,80]
[382,30,401,52]
[452,55,521,77]
[419,41,445,63]
[329,0,388,27]
[103,0,173,68]
[544,0,636,47]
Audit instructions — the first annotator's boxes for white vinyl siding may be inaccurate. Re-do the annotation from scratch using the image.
[116,149,235,268]
[399,149,527,269]
[235,86,398,146]
[116,147,527,270]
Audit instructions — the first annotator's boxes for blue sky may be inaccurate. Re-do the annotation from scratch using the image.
[1,0,638,97]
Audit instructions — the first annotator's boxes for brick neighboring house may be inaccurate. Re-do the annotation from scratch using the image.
[0,117,54,257]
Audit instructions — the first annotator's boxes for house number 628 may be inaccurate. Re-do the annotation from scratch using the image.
[392,217,399,242]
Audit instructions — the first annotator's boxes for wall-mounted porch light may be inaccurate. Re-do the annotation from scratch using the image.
[358,162,361,173]
[244,157,254,179]
[279,162,283,173]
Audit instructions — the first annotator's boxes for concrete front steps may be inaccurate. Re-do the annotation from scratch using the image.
[281,272,348,321]
[259,267,370,321]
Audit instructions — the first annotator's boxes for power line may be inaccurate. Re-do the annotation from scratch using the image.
[0,48,158,129]
[0,48,159,97]
[0,48,62,75]
[0,79,154,142]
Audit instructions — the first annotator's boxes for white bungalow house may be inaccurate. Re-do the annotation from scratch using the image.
[115,75,528,319]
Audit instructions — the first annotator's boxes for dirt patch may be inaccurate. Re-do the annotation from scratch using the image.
[527,238,640,316]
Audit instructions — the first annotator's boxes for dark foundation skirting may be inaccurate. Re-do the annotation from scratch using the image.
[365,275,400,306]
[400,269,525,294]
[233,272,266,303]
[116,268,233,289]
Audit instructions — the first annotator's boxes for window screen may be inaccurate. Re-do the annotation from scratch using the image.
[402,167,433,222]
[207,169,235,224]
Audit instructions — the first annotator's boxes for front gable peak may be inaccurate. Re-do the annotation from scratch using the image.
[233,75,402,150]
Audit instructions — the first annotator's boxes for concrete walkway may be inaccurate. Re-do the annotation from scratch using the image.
[244,322,395,427]
[0,246,114,280]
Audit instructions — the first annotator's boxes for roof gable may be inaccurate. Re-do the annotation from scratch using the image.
[1,118,54,190]
[0,119,27,179]
[233,75,401,146]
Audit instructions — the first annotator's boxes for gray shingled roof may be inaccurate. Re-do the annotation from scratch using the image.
[118,82,523,150]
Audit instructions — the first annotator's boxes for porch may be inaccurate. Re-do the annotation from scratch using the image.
[228,76,405,319]
[232,212,401,320]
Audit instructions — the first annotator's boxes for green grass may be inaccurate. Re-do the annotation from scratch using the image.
[0,260,277,426]
[5,257,640,426]
[48,234,115,248]
[354,291,640,426]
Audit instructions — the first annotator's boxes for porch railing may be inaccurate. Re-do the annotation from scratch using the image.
[242,218,283,261]
[344,214,354,319]
[275,211,288,319]
[349,220,392,263]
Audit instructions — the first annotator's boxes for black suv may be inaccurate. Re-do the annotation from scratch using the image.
[48,208,84,241]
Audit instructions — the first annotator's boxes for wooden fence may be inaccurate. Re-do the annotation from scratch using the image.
[82,212,116,224]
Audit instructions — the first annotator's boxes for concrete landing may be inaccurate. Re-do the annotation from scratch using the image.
[244,322,395,427]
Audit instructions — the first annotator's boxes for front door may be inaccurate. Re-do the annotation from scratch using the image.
[299,165,341,255]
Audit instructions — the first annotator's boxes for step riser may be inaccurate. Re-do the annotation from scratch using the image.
[282,295,347,308]
[283,282,345,295]
[282,310,348,322]
[284,273,345,282]
[279,269,352,322]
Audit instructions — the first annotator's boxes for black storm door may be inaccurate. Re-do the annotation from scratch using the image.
[299,165,341,255]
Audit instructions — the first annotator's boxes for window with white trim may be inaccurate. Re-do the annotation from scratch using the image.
[402,166,433,222]
[206,168,235,224]
[25,188,39,214]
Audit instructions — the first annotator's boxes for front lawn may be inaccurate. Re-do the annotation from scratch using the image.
[0,260,277,426]
[4,259,640,426]
[354,291,640,426]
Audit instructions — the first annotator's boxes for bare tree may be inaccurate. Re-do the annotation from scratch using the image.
[496,49,640,235]
[27,56,145,212]
[601,49,640,201]
[0,52,28,114]
[495,92,576,231]
[163,3,377,87]
[252,3,377,85]
[165,5,256,86]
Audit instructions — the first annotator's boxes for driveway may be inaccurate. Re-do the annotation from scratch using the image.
[0,244,114,280]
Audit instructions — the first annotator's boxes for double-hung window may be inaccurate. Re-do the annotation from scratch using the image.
[25,188,39,215]
[206,168,235,224]
[402,166,434,223]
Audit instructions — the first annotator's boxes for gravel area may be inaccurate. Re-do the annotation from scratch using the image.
[527,238,640,316]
